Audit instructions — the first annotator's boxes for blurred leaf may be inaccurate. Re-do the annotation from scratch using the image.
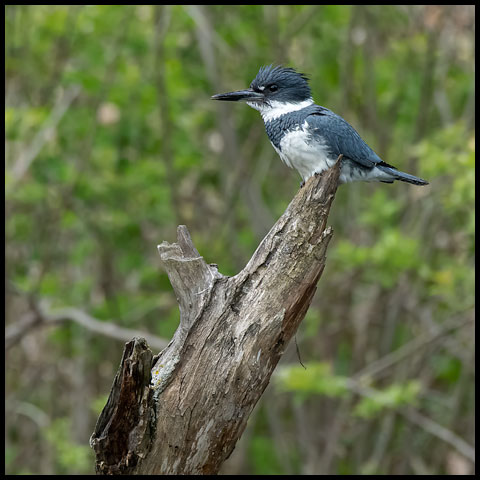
[44,418,94,474]
[276,362,350,399]
[248,436,285,475]
[353,380,422,418]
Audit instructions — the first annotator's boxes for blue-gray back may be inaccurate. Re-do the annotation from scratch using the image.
[265,105,385,169]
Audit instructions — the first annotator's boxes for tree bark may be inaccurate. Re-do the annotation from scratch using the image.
[90,159,341,475]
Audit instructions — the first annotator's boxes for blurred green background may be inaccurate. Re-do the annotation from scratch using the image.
[5,5,475,475]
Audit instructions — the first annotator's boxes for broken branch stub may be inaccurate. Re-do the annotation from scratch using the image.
[91,159,341,475]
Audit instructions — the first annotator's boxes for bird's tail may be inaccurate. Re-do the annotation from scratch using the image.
[377,165,429,186]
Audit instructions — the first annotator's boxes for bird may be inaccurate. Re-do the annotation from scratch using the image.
[211,65,428,187]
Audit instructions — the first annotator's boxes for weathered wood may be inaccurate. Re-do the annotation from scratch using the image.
[90,159,341,475]
[90,337,154,474]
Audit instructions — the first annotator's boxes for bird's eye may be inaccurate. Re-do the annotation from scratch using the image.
[268,84,278,92]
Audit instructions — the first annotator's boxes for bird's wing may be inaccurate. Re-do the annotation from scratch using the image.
[305,107,387,169]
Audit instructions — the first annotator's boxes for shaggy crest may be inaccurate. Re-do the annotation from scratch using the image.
[250,65,312,102]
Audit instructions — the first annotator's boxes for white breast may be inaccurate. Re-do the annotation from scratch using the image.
[278,122,334,181]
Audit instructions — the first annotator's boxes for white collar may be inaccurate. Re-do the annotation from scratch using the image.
[247,98,314,122]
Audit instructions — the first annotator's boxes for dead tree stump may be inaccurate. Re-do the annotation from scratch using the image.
[90,160,341,474]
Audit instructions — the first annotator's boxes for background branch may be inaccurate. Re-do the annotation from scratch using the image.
[5,303,168,351]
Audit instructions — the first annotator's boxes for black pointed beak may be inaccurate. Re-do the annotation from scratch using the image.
[211,88,264,102]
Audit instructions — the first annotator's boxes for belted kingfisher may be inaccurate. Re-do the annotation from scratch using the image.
[212,65,428,186]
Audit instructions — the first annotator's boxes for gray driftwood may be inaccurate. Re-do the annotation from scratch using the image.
[90,160,341,475]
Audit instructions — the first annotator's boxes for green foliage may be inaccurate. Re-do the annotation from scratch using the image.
[353,381,422,418]
[414,122,475,243]
[5,445,17,471]
[430,354,463,385]
[90,394,110,416]
[276,362,350,401]
[44,418,94,475]
[277,363,422,419]
[248,436,285,475]
[333,229,421,288]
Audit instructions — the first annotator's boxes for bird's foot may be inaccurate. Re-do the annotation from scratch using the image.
[300,180,305,188]
[314,171,324,178]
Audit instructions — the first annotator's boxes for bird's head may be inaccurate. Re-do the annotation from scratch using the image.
[211,65,312,111]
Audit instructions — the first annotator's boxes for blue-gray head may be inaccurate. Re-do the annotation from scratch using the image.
[211,65,312,109]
